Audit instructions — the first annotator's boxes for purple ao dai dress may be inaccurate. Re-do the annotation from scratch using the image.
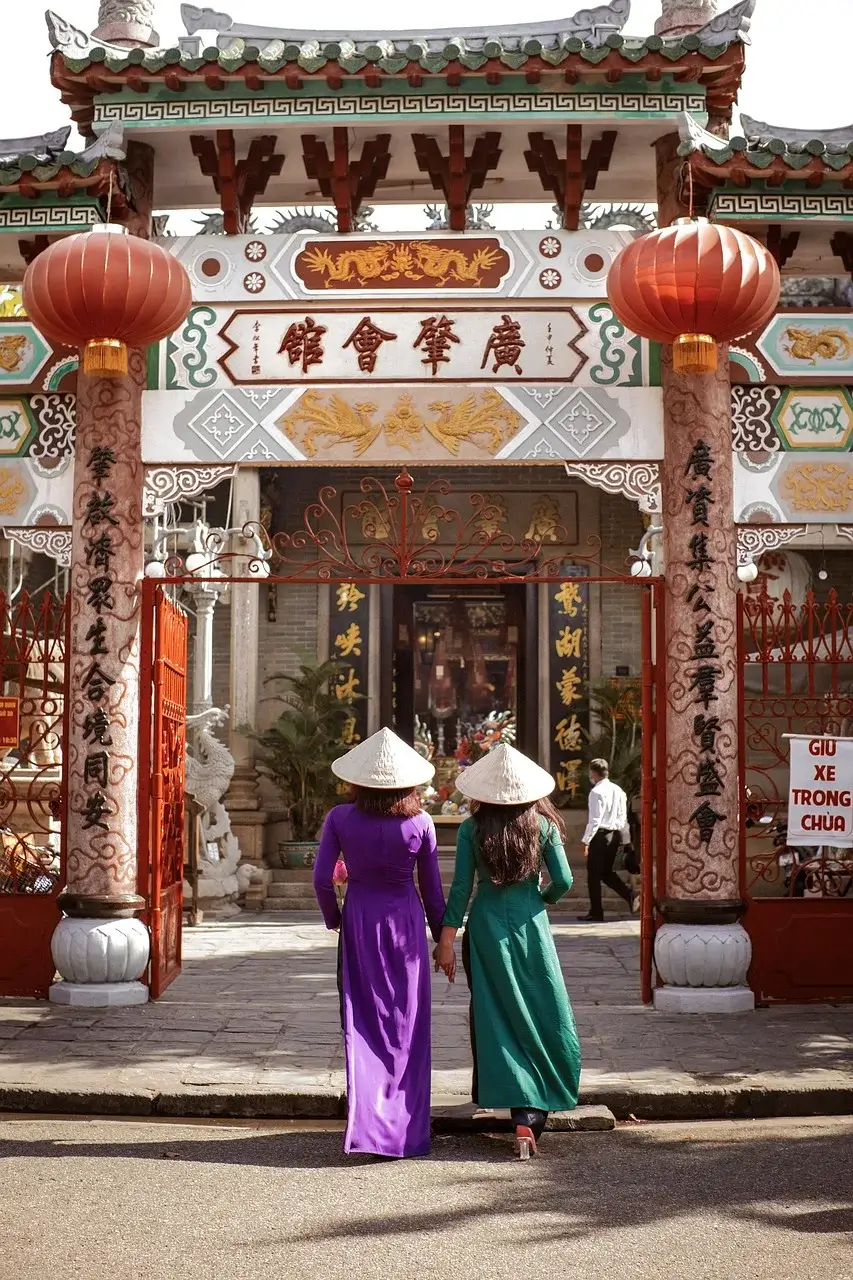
[313,804,446,1158]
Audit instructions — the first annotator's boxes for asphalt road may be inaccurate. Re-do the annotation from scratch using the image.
[2,1115,852,1280]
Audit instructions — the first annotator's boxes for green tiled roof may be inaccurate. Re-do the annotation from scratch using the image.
[54,32,746,75]
[0,122,125,183]
[48,0,756,76]
[679,112,853,170]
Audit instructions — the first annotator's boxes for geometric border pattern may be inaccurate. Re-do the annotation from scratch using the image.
[96,89,707,129]
[712,192,853,222]
[0,204,101,232]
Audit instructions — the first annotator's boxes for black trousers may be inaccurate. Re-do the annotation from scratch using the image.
[587,829,633,920]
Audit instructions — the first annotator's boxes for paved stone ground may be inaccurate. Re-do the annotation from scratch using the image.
[3,1116,853,1280]
[1,913,853,1117]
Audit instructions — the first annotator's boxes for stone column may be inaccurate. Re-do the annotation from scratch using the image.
[653,348,754,1013]
[655,0,717,36]
[188,582,223,715]
[50,348,150,1006]
[226,468,268,893]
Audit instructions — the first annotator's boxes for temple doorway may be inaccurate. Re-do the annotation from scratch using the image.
[385,584,535,819]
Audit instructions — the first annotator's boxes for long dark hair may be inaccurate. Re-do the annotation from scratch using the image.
[472,796,566,886]
[351,785,422,817]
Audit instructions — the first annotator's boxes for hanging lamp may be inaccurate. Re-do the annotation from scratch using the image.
[607,217,781,375]
[22,224,191,378]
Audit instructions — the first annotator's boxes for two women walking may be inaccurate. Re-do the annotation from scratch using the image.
[313,727,581,1161]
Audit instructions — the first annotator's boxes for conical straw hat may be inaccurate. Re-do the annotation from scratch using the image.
[455,742,555,805]
[332,727,435,789]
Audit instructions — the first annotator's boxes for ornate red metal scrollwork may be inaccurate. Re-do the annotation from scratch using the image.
[0,590,69,997]
[164,469,629,583]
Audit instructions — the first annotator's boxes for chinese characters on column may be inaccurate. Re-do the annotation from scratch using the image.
[549,572,590,802]
[684,440,726,847]
[330,581,370,746]
[79,444,119,836]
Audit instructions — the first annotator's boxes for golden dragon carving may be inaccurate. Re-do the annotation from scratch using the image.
[0,335,28,373]
[783,327,853,365]
[298,240,505,287]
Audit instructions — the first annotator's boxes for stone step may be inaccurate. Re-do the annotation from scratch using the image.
[266,881,317,899]
[261,895,634,917]
[268,867,634,905]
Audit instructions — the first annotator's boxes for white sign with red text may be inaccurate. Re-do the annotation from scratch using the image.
[786,735,853,847]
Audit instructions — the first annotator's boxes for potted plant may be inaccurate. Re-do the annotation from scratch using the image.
[252,657,355,868]
[581,679,643,806]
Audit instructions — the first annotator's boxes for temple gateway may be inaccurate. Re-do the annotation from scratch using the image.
[0,0,852,1009]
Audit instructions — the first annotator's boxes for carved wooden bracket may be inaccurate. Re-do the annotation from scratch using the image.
[190,130,284,234]
[525,127,617,230]
[411,126,502,232]
[301,130,391,233]
[831,230,853,275]
[764,224,801,269]
[18,235,51,266]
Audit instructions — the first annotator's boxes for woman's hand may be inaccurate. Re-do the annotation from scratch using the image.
[433,939,456,983]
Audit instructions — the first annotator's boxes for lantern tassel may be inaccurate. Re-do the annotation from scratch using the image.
[82,338,128,379]
[673,333,717,376]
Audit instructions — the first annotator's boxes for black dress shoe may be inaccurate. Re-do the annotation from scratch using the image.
[576,914,604,923]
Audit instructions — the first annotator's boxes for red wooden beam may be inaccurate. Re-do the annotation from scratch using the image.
[18,236,50,266]
[525,127,617,230]
[191,131,284,233]
[301,130,391,232]
[764,224,800,269]
[831,230,853,275]
[412,126,501,232]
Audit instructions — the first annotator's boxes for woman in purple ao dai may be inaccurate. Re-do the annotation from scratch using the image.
[313,728,446,1158]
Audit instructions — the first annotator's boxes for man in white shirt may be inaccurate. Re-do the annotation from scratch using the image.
[577,758,637,923]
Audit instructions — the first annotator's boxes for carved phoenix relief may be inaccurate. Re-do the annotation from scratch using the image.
[280,389,520,457]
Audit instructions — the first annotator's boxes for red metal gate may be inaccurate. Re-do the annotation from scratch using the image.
[146,470,662,1001]
[0,591,69,998]
[138,585,188,999]
[738,590,853,1003]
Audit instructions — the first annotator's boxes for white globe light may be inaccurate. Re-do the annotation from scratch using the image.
[185,552,211,574]
[144,560,167,578]
[737,561,759,584]
[249,557,271,578]
[630,558,651,579]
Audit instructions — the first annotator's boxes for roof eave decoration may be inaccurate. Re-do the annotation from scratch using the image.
[0,121,126,190]
[176,1,634,53]
[690,0,756,46]
[46,0,751,72]
[677,112,853,188]
[0,126,73,164]
[739,113,853,154]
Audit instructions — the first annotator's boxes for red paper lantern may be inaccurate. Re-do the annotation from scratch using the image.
[607,217,780,375]
[22,224,191,378]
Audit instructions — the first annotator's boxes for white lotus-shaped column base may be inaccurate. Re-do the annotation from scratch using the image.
[50,917,150,1007]
[654,922,755,1014]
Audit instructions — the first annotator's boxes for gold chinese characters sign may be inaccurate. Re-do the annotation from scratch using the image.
[330,582,370,746]
[293,238,511,291]
[549,572,590,803]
